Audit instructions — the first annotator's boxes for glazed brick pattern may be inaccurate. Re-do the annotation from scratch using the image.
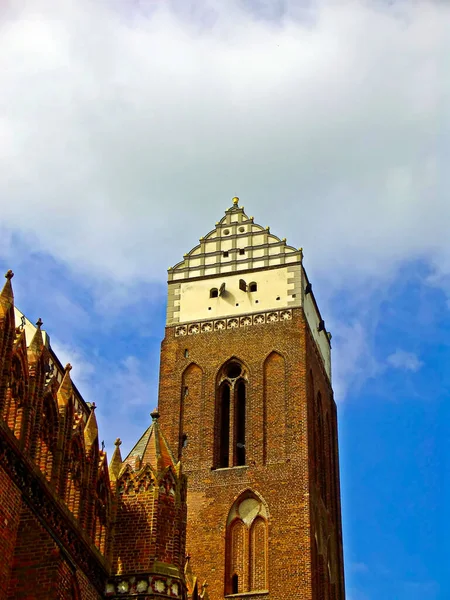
[158,307,345,600]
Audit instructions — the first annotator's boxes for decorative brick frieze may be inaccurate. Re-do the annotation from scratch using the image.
[174,309,292,337]
[105,573,186,598]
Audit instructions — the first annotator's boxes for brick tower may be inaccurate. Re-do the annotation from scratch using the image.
[158,198,345,600]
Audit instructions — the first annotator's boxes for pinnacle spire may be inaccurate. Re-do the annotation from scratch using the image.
[0,270,14,316]
[57,363,73,407]
[84,404,98,448]
[123,412,176,474]
[109,438,123,481]
[28,319,44,361]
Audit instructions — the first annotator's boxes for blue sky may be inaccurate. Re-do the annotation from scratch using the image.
[0,1,446,598]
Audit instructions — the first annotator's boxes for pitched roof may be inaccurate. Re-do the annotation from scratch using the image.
[123,410,176,474]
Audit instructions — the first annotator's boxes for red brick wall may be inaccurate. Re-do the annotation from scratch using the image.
[112,468,187,576]
[112,488,157,573]
[6,503,99,599]
[306,325,345,600]
[0,465,22,598]
[158,307,345,600]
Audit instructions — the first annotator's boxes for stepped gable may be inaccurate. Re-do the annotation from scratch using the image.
[169,197,302,282]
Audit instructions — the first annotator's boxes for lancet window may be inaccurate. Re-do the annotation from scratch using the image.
[34,393,58,482]
[215,361,247,469]
[93,474,108,554]
[65,437,84,519]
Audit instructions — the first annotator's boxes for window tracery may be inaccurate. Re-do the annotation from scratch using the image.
[215,361,248,469]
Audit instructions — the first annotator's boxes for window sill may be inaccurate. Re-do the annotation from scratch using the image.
[212,465,248,472]
[225,592,269,598]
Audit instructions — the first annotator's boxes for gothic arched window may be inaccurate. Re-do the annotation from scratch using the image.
[65,437,84,519]
[218,382,231,468]
[215,361,247,469]
[225,492,268,595]
[235,380,246,466]
[4,355,27,439]
[93,473,109,554]
[34,393,58,482]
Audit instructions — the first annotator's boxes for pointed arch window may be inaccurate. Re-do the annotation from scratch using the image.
[65,437,84,519]
[235,380,246,466]
[93,473,109,554]
[215,361,247,469]
[218,382,231,468]
[225,493,268,596]
[34,393,58,482]
[4,355,26,439]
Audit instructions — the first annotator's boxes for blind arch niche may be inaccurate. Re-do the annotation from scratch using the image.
[225,490,269,596]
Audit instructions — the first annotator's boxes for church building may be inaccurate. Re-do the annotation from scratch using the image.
[0,198,345,599]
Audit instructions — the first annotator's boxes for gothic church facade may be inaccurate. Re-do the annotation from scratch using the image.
[0,199,345,599]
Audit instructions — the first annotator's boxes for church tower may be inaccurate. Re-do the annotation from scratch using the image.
[158,199,345,600]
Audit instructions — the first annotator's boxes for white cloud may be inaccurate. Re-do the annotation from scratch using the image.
[386,349,423,372]
[331,320,382,400]
[350,562,369,574]
[49,338,95,397]
[0,0,449,294]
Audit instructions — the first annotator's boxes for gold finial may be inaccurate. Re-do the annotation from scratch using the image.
[168,266,172,270]
[282,238,286,242]
[5,270,14,280]
[232,197,239,206]
[151,409,160,421]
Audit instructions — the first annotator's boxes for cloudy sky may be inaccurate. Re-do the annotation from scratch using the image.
[0,1,446,598]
